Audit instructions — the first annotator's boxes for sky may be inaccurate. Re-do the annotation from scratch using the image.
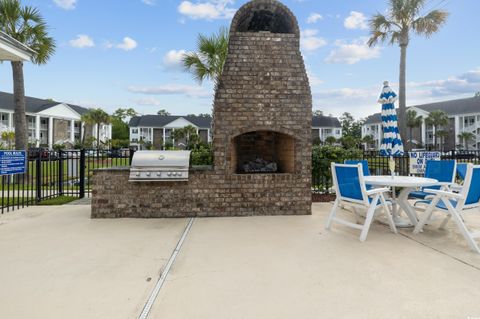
[0,0,479,120]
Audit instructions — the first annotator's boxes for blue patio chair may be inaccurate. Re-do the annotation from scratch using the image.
[457,163,468,181]
[325,163,397,242]
[345,159,372,190]
[344,160,370,176]
[413,164,480,253]
[409,160,457,200]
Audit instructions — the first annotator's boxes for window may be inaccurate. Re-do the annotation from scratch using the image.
[335,129,341,135]
[131,128,138,134]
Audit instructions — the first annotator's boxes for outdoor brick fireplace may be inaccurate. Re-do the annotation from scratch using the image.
[91,0,312,218]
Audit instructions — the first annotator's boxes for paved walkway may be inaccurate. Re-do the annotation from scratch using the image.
[1,203,480,318]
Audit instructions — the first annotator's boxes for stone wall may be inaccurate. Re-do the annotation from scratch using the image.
[91,167,311,218]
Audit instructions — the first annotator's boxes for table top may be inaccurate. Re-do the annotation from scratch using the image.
[364,175,439,187]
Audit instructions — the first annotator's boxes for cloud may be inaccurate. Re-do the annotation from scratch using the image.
[307,13,323,24]
[344,11,368,30]
[128,84,211,98]
[178,0,236,20]
[163,49,186,70]
[300,29,327,53]
[409,68,480,97]
[112,37,138,51]
[69,34,95,48]
[142,0,155,5]
[311,68,480,119]
[325,37,381,64]
[53,0,77,10]
[134,97,163,106]
[306,66,324,86]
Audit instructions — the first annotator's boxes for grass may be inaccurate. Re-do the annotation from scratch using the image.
[37,196,78,205]
[1,195,78,207]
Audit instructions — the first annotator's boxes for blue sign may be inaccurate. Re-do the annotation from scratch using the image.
[0,150,26,175]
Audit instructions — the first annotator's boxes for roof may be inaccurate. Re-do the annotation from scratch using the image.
[0,31,35,62]
[129,115,212,128]
[413,97,480,115]
[312,115,341,128]
[363,96,480,125]
[0,91,90,115]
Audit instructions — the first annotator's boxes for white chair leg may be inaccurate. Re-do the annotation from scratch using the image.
[352,207,362,224]
[359,195,379,242]
[445,201,480,253]
[413,196,440,234]
[439,214,452,230]
[325,199,339,230]
[380,193,397,234]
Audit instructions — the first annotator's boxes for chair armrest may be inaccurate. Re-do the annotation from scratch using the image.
[427,189,465,199]
[365,188,390,196]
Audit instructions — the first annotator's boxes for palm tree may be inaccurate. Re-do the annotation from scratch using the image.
[325,136,337,145]
[458,131,475,150]
[0,0,56,151]
[81,109,110,149]
[368,0,448,142]
[425,110,449,150]
[436,130,449,152]
[406,109,422,150]
[182,27,229,86]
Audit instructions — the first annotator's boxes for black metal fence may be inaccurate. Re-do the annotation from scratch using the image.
[312,150,480,194]
[1,148,134,214]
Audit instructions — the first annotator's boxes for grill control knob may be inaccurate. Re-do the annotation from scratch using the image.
[167,172,172,176]
[157,172,161,177]
[136,172,140,177]
[146,172,151,177]
[172,172,178,176]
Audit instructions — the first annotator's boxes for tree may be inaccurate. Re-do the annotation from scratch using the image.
[406,109,422,150]
[340,112,362,139]
[0,0,56,150]
[475,92,480,98]
[81,109,111,148]
[182,27,229,86]
[436,130,449,152]
[458,131,475,150]
[325,136,337,145]
[111,108,137,141]
[157,109,171,116]
[312,110,323,116]
[425,110,449,150]
[1,130,15,149]
[368,0,448,143]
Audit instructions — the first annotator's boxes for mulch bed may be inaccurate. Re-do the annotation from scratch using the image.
[312,193,336,203]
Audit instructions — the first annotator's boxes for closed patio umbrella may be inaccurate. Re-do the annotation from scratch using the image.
[379,81,404,158]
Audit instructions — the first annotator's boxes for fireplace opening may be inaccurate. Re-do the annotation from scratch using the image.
[231,131,295,174]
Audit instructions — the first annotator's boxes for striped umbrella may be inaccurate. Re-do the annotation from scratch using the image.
[378,81,404,157]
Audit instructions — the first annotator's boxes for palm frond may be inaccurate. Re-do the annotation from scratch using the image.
[413,9,449,37]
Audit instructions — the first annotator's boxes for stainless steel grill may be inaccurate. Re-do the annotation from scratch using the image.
[129,150,191,182]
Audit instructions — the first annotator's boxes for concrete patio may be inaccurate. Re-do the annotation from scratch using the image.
[1,203,480,319]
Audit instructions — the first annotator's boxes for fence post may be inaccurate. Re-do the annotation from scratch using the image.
[58,150,64,196]
[35,155,41,203]
[79,149,85,199]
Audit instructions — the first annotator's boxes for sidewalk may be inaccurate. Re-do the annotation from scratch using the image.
[1,203,480,319]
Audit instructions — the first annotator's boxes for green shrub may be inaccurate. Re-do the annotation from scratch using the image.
[190,144,213,166]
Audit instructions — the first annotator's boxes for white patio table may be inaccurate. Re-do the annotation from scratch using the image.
[363,175,439,228]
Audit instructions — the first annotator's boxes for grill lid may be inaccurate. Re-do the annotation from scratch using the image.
[131,150,191,168]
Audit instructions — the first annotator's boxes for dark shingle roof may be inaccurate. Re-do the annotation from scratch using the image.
[363,97,480,124]
[413,97,480,115]
[0,91,90,115]
[129,115,212,128]
[312,115,341,128]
